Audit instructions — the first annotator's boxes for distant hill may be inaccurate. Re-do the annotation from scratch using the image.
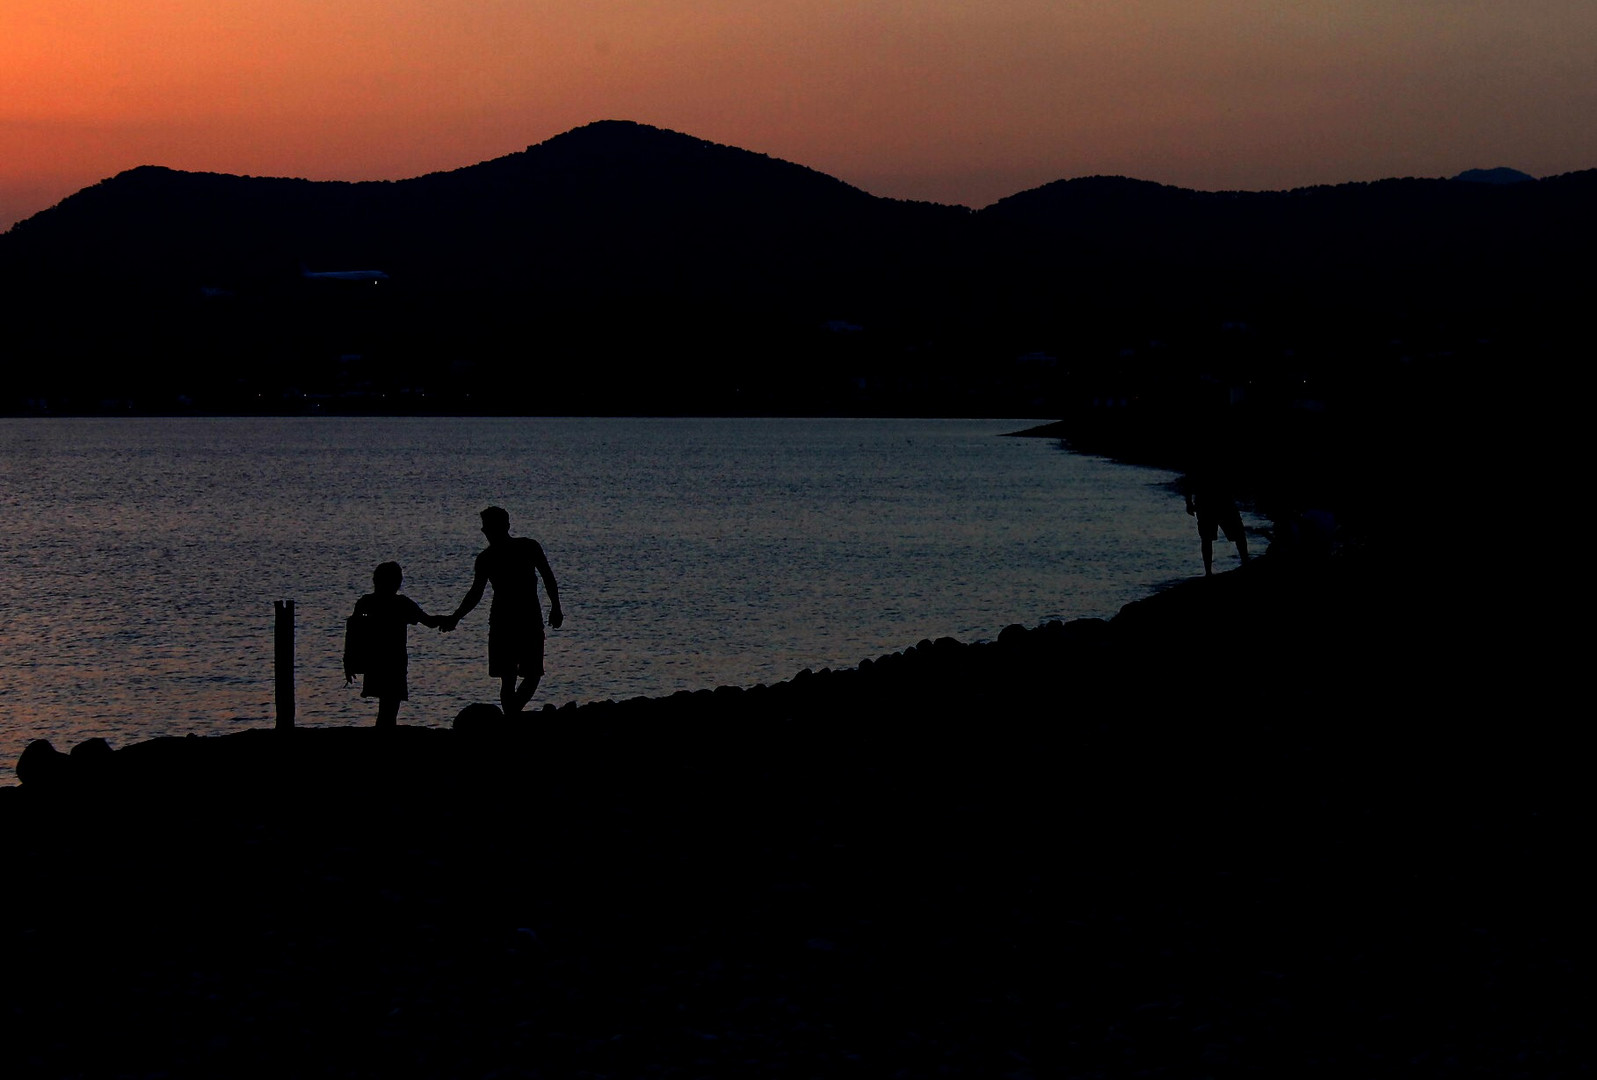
[1452,167,1536,184]
[0,120,962,300]
[2,121,1592,416]
[977,168,1594,320]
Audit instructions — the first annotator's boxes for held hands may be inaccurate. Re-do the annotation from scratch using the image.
[428,611,556,630]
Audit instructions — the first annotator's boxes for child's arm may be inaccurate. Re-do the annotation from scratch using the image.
[400,595,443,630]
[345,597,367,686]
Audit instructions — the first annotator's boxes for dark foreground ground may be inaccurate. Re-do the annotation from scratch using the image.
[1,551,1585,1078]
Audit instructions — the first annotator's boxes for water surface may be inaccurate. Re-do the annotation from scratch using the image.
[0,417,1253,778]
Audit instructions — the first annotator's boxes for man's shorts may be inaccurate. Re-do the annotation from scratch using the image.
[1196,501,1245,544]
[488,622,545,679]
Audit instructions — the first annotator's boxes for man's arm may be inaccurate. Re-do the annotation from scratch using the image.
[441,557,488,631]
[537,546,563,628]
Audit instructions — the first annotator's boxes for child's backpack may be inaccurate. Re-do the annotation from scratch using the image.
[344,613,376,677]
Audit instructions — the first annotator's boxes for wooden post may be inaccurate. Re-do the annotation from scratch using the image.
[274,599,295,730]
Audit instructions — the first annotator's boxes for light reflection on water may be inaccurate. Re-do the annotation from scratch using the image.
[0,417,1256,779]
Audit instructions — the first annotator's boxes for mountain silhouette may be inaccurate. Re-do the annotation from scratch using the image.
[2,121,1592,415]
[2,121,960,295]
[1452,167,1536,184]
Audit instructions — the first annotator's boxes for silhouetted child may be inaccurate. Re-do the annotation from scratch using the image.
[344,561,447,727]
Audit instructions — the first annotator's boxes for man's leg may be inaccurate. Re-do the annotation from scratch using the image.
[376,697,400,728]
[506,635,545,715]
[511,672,541,714]
[500,675,519,715]
[1223,507,1249,567]
[1201,538,1214,576]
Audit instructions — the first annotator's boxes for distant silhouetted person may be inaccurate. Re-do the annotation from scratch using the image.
[345,561,448,727]
[441,507,563,715]
[1184,458,1249,576]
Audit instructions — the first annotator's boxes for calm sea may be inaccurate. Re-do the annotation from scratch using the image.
[0,417,1257,779]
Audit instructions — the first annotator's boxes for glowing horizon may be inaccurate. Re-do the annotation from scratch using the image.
[5,1,1595,231]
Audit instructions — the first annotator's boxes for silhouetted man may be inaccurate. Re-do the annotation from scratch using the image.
[1184,459,1249,576]
[441,507,563,714]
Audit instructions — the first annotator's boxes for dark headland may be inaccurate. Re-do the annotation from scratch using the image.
[2,545,1580,1078]
[4,120,1592,420]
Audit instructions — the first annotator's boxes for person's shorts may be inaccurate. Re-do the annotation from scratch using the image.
[1197,502,1245,544]
[489,622,545,679]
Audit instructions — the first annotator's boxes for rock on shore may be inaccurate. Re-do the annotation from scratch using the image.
[1,553,1584,1077]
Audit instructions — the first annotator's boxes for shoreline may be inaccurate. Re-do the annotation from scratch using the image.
[1,413,1183,782]
[3,550,1580,1075]
[6,547,1353,792]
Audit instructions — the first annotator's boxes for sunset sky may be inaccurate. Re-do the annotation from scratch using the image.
[4,1,1594,231]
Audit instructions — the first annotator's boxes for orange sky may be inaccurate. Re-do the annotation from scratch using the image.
[4,0,1595,230]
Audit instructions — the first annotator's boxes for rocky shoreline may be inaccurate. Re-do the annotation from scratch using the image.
[2,552,1583,1077]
